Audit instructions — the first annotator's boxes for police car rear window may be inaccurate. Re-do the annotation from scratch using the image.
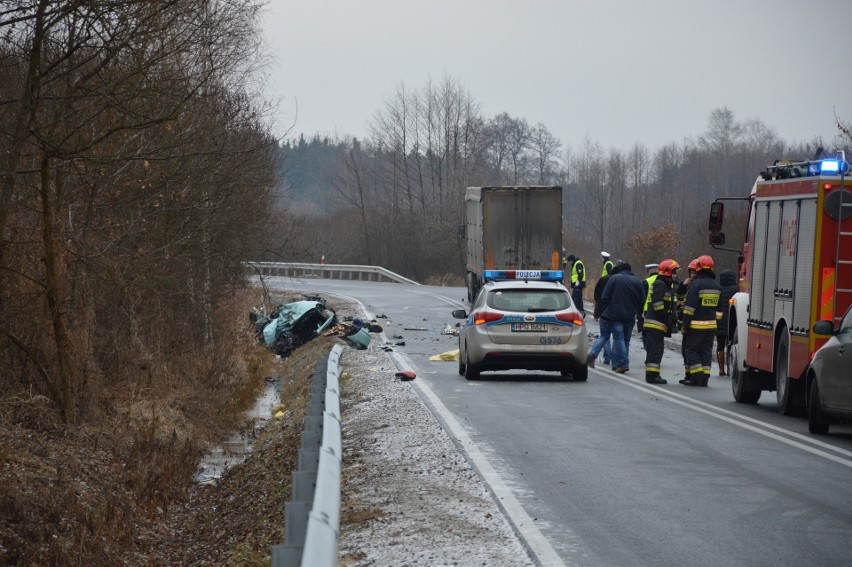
[488,289,569,312]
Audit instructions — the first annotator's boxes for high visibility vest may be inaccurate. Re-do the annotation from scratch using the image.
[601,260,613,277]
[571,260,586,286]
[643,273,658,313]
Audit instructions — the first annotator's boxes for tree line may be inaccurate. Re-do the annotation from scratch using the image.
[0,0,279,422]
[278,78,847,283]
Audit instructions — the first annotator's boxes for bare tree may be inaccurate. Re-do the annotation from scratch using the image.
[529,122,562,184]
[0,0,275,422]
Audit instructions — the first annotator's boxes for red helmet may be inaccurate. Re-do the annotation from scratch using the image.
[696,254,714,270]
[687,258,700,271]
[658,259,680,277]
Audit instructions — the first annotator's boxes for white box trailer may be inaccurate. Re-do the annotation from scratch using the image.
[463,186,564,302]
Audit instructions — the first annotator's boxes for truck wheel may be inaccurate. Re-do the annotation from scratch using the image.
[807,378,830,435]
[775,333,797,416]
[731,333,760,404]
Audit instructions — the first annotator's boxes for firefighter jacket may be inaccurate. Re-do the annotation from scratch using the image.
[571,260,586,289]
[643,273,658,314]
[643,276,677,334]
[681,270,722,331]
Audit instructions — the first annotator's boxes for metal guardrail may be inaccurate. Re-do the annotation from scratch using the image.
[247,262,420,286]
[272,344,343,567]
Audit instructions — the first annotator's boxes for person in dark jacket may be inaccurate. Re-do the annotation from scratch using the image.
[595,263,645,373]
[715,269,737,376]
[680,255,723,386]
[591,262,626,365]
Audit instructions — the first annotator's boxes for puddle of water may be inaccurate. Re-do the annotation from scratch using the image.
[194,379,281,485]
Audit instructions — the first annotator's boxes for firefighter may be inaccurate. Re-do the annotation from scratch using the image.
[600,251,613,277]
[567,255,586,316]
[641,263,659,324]
[676,258,699,376]
[680,255,722,387]
[642,259,680,384]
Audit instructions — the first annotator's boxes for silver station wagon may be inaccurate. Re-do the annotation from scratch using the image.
[452,270,589,381]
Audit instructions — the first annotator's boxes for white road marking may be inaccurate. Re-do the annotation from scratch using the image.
[591,367,852,467]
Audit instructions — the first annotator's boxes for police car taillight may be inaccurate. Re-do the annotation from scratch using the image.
[556,312,584,325]
[473,310,504,325]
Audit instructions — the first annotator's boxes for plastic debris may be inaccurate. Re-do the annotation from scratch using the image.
[429,349,460,361]
[395,370,416,381]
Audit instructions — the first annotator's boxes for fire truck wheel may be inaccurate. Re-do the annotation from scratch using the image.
[775,333,797,416]
[731,333,760,404]
[807,378,830,435]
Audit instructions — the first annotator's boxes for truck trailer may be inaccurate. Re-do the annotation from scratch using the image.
[709,152,852,414]
[463,186,564,302]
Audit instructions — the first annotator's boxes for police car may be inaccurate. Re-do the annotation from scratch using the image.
[451,270,589,381]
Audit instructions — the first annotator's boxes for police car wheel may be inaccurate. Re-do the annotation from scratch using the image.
[463,347,480,381]
[567,364,588,382]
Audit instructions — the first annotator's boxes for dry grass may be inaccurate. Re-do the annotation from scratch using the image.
[0,289,286,566]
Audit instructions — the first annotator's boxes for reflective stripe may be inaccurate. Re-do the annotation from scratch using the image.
[643,320,668,332]
[690,320,717,330]
[645,364,661,372]
[698,289,720,307]
[683,306,696,315]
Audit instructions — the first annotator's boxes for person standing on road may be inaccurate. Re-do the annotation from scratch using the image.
[676,258,699,379]
[589,262,645,374]
[680,255,722,387]
[600,251,614,277]
[639,263,659,333]
[715,269,737,376]
[567,255,586,317]
[642,259,680,385]
[591,261,625,365]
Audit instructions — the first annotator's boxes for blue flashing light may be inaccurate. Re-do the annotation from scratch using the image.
[821,159,841,173]
[484,269,564,282]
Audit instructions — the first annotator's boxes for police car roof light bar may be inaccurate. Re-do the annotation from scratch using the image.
[484,269,564,282]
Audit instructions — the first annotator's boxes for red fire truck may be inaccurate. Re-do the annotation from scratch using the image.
[709,152,852,414]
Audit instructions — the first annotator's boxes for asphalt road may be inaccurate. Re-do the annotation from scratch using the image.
[267,277,852,567]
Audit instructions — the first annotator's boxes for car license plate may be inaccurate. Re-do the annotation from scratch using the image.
[511,322,547,332]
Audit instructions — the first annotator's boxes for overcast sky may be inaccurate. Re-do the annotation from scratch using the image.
[261,0,852,152]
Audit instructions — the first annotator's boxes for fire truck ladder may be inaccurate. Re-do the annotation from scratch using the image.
[833,175,852,323]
